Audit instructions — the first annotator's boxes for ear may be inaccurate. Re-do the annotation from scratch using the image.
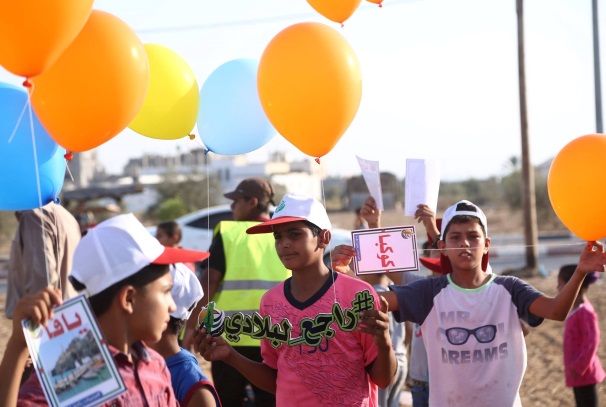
[437,239,446,255]
[248,196,259,209]
[117,285,137,315]
[318,229,331,248]
[483,236,491,254]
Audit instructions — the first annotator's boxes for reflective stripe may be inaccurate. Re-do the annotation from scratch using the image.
[214,221,290,347]
[219,280,282,291]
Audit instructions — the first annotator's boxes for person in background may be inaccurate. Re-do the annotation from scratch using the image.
[156,220,195,272]
[6,202,81,384]
[0,213,210,406]
[195,193,396,406]
[5,202,80,320]
[558,264,605,407]
[148,262,222,407]
[184,177,290,407]
[353,206,369,230]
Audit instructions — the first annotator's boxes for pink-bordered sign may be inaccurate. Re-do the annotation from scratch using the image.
[351,226,420,275]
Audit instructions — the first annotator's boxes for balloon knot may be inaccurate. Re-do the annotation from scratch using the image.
[64,152,73,161]
[188,134,196,140]
[315,157,321,165]
[22,79,32,88]
[203,148,210,156]
[53,197,61,204]
[341,23,344,28]
[379,3,383,7]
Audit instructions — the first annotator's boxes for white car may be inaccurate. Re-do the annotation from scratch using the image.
[147,205,353,267]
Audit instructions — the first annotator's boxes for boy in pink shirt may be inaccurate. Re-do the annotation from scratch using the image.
[195,194,396,406]
[558,265,605,407]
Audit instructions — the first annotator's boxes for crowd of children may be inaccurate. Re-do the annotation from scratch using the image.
[0,191,605,406]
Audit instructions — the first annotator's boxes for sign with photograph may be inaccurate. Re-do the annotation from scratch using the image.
[351,226,419,275]
[22,295,126,407]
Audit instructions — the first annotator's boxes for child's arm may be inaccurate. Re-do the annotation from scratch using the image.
[359,296,397,388]
[529,241,606,320]
[194,327,277,394]
[0,287,62,406]
[360,196,381,228]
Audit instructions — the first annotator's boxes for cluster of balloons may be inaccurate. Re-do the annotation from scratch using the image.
[0,5,149,209]
[0,2,365,210]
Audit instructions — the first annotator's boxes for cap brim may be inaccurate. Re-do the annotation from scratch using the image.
[419,257,447,274]
[153,246,210,264]
[223,191,242,200]
[246,216,307,234]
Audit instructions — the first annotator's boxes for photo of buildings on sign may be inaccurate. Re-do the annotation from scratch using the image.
[351,226,420,275]
[22,295,126,407]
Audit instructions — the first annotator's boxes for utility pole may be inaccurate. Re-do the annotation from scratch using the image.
[593,0,603,133]
[516,0,539,275]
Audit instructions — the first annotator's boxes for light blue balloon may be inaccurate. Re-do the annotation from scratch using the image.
[0,82,66,210]
[197,58,276,155]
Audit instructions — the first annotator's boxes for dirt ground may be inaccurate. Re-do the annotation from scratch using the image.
[0,208,603,406]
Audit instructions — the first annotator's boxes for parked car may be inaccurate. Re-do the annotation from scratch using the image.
[147,205,354,267]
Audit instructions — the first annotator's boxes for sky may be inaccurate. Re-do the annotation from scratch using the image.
[0,0,602,181]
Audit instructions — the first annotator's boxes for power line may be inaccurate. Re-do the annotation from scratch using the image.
[136,0,415,34]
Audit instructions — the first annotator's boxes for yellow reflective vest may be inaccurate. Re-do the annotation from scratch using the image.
[214,221,290,347]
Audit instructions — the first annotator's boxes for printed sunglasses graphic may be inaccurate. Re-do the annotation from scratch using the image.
[444,324,497,346]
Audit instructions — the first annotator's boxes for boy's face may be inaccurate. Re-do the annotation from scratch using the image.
[129,272,176,344]
[271,221,323,270]
[439,220,489,272]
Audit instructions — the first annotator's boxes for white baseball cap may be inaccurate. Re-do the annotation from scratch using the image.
[246,193,332,234]
[170,263,203,321]
[71,214,209,297]
[440,200,488,237]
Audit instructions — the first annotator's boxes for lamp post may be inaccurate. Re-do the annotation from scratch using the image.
[593,0,603,133]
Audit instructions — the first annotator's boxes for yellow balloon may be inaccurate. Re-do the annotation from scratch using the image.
[548,133,606,240]
[306,0,362,24]
[129,44,199,140]
[257,22,362,159]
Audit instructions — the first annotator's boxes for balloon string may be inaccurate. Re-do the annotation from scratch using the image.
[27,89,52,289]
[7,96,29,144]
[65,152,75,182]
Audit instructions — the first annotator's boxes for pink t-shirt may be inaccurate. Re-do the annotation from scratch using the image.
[563,300,606,387]
[260,272,379,407]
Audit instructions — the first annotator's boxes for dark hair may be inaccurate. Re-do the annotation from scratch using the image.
[302,220,322,237]
[168,316,187,336]
[443,202,486,238]
[245,196,272,216]
[558,264,599,289]
[70,263,170,317]
[157,221,182,242]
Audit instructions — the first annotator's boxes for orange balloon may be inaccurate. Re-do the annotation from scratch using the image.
[0,0,94,78]
[31,10,149,152]
[548,134,606,240]
[258,22,362,159]
[306,0,362,24]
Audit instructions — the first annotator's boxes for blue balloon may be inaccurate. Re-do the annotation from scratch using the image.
[197,59,276,155]
[0,82,66,210]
